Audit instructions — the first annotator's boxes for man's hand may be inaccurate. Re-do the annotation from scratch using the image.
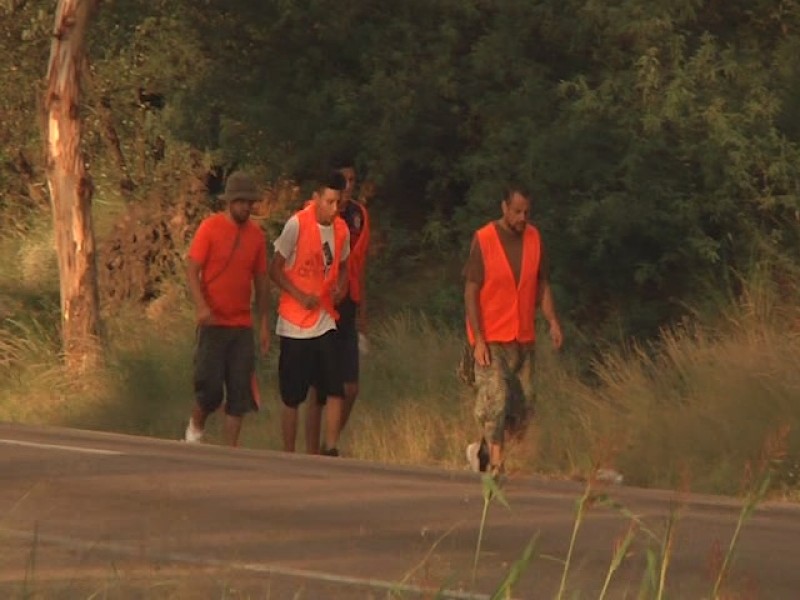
[259,319,270,355]
[196,302,214,326]
[299,293,320,310]
[549,320,564,350]
[473,339,491,367]
[332,284,347,305]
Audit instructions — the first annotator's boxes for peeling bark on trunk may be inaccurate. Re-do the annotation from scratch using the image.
[44,0,103,370]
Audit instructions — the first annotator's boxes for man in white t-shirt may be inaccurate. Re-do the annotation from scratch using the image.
[269,171,351,455]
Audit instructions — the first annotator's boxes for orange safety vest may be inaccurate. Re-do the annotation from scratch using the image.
[346,201,370,303]
[467,223,541,344]
[278,203,349,328]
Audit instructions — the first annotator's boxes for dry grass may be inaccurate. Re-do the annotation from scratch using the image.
[531,269,800,494]
[345,312,473,467]
[1,225,799,497]
[0,225,80,423]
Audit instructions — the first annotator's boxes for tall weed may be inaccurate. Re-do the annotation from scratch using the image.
[346,312,472,465]
[0,242,798,498]
[579,278,800,493]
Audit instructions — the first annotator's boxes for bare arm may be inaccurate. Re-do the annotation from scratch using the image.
[465,280,490,366]
[253,270,271,354]
[539,280,563,349]
[187,259,212,324]
[465,280,483,344]
[269,252,318,309]
[464,233,491,365]
[334,259,349,304]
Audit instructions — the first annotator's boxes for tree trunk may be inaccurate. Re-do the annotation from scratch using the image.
[44,0,103,370]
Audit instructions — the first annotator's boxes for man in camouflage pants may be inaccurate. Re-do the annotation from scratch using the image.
[463,185,563,478]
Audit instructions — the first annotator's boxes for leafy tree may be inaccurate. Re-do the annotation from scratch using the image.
[2,0,799,343]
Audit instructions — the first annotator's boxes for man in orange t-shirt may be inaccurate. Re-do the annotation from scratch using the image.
[183,171,270,447]
[464,185,563,479]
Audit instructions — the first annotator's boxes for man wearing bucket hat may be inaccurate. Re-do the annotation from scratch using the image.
[183,171,271,447]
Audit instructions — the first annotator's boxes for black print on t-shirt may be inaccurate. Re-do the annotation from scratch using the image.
[322,241,333,275]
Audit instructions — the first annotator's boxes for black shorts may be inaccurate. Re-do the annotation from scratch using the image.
[335,295,360,384]
[193,325,258,417]
[279,330,344,408]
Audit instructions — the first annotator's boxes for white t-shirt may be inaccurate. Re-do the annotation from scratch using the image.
[274,215,350,339]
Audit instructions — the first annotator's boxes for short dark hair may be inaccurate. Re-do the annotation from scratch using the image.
[503,184,531,203]
[330,156,356,171]
[316,170,346,193]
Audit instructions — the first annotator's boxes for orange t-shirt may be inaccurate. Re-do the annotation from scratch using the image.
[188,213,267,327]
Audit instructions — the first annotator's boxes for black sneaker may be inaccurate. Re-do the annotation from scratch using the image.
[466,439,491,473]
[321,447,339,457]
[478,438,490,472]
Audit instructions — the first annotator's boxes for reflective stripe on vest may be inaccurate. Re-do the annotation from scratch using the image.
[467,223,541,344]
[278,203,348,328]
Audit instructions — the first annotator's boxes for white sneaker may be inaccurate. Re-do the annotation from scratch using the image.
[466,442,481,472]
[184,420,204,443]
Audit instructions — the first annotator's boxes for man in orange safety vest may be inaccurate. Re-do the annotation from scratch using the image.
[464,185,564,479]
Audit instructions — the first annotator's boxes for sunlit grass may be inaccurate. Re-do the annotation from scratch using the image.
[0,251,791,598]
[345,312,472,466]
[1,226,799,498]
[572,300,800,495]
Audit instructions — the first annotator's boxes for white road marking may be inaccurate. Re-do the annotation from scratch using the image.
[0,439,122,456]
[0,527,498,600]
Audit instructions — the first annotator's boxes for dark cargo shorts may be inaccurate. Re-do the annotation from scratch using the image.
[193,325,259,417]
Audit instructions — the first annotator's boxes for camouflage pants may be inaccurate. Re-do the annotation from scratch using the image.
[473,342,536,446]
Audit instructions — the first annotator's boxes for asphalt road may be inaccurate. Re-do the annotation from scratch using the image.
[1,423,799,599]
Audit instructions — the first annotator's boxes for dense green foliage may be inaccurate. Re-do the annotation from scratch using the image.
[2,0,799,341]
